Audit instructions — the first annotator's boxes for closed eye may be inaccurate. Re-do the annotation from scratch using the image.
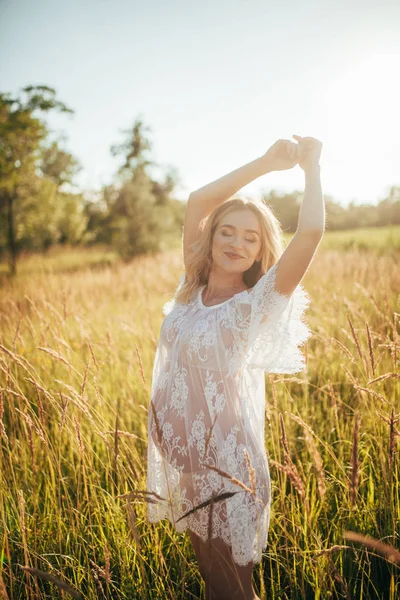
[221,231,256,243]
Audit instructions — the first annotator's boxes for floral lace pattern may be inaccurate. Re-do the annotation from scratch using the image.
[147,263,312,566]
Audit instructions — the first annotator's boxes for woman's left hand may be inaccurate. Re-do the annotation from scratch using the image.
[292,134,322,172]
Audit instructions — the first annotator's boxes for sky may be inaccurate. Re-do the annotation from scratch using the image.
[1,0,399,206]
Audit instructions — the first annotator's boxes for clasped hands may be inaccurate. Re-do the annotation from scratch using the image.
[261,135,322,174]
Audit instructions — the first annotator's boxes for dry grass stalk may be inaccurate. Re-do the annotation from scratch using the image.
[80,360,90,398]
[15,407,47,447]
[59,392,69,433]
[12,317,23,351]
[19,567,83,599]
[0,572,10,600]
[0,389,9,444]
[204,412,218,457]
[113,412,119,489]
[243,448,256,494]
[377,409,400,473]
[312,544,351,558]
[199,462,263,505]
[74,415,85,458]
[268,375,277,410]
[134,343,146,385]
[343,530,400,564]
[365,321,375,377]
[346,314,364,360]
[24,377,55,402]
[176,491,238,523]
[331,337,356,363]
[354,385,391,406]
[388,408,398,473]
[103,429,140,439]
[288,413,326,501]
[0,343,37,376]
[277,413,309,514]
[367,372,400,385]
[393,314,398,367]
[341,364,359,387]
[55,380,93,419]
[18,490,29,570]
[349,413,360,507]
[326,553,351,600]
[117,489,166,503]
[36,346,81,377]
[86,339,99,371]
[89,561,107,599]
[103,541,111,584]
[347,314,371,376]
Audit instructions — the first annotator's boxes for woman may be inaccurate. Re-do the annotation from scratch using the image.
[146,135,324,599]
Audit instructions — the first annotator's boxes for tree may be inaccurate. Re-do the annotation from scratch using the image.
[106,117,184,259]
[0,85,73,274]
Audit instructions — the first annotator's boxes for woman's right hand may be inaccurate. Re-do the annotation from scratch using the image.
[260,139,299,173]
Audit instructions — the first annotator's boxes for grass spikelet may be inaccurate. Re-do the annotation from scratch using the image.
[354,385,391,406]
[243,448,257,494]
[343,531,400,564]
[116,490,166,503]
[365,321,375,377]
[24,377,55,401]
[367,372,400,385]
[80,360,90,398]
[393,313,398,367]
[0,390,9,444]
[346,314,364,360]
[175,491,239,523]
[0,343,37,376]
[74,414,85,458]
[349,412,360,507]
[204,412,218,457]
[113,412,119,490]
[37,346,80,376]
[268,374,277,409]
[288,413,326,501]
[134,343,146,385]
[331,337,356,363]
[377,408,400,472]
[86,339,99,371]
[19,566,83,599]
[277,413,309,513]
[0,572,10,600]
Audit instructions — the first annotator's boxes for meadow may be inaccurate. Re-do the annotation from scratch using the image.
[0,225,399,599]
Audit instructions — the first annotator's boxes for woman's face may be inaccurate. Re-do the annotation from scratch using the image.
[211,208,263,274]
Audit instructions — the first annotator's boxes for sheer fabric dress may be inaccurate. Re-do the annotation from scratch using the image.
[146,262,312,567]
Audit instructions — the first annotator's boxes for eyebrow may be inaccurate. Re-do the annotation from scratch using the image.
[220,224,260,236]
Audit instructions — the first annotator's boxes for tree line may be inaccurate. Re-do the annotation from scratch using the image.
[1,85,399,276]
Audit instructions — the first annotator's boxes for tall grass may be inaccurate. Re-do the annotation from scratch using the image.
[0,229,399,599]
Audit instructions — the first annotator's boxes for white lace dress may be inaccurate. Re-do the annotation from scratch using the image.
[146,262,311,566]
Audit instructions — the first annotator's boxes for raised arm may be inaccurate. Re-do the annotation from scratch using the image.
[273,135,325,297]
[183,139,300,268]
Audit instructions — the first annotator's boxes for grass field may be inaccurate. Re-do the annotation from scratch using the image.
[0,226,399,599]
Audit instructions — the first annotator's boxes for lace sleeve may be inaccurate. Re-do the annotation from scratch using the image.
[162,273,186,316]
[244,263,312,373]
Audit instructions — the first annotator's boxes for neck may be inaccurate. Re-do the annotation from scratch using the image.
[205,265,247,296]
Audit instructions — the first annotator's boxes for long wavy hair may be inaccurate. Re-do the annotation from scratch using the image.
[175,195,286,305]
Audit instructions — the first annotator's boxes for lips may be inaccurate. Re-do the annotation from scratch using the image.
[225,252,243,259]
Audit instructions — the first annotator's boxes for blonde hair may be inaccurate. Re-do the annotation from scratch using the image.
[176,195,285,304]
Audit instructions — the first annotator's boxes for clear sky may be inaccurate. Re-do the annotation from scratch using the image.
[1,0,399,206]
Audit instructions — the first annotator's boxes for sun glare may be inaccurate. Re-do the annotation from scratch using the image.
[317,52,399,146]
